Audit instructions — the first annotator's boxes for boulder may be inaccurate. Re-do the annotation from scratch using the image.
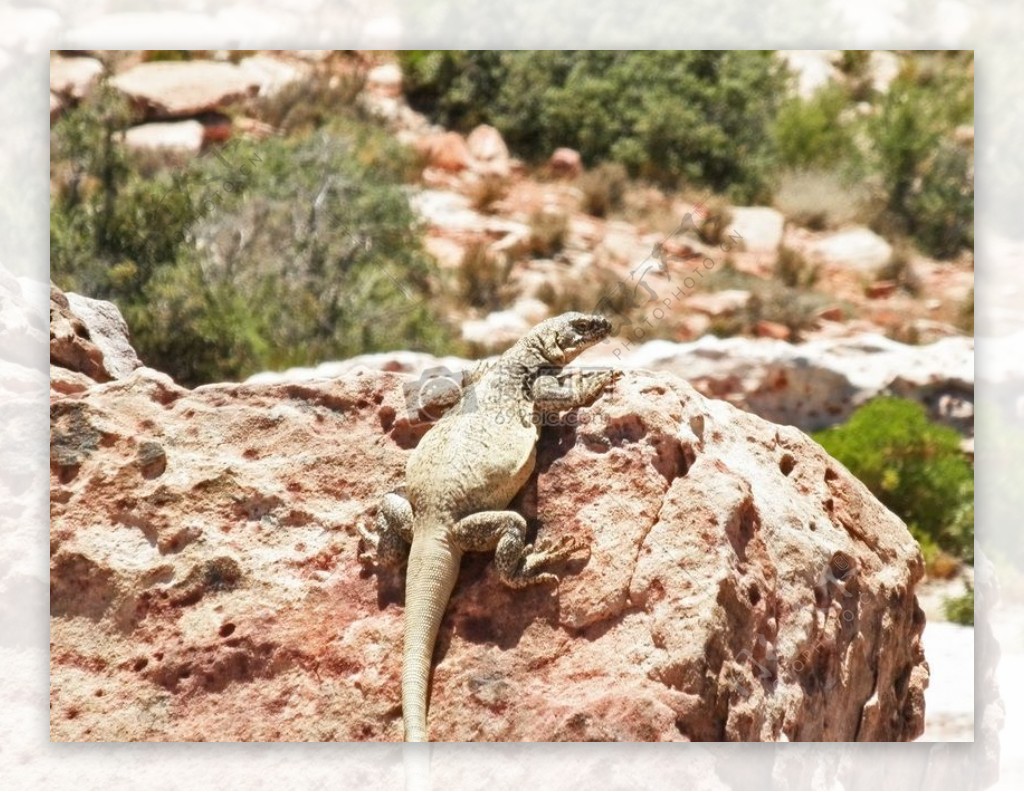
[809,227,893,273]
[50,54,104,100]
[50,362,926,741]
[725,207,785,254]
[548,147,583,179]
[110,60,259,117]
[466,124,510,176]
[50,285,141,386]
[415,132,472,173]
[122,120,205,156]
[64,293,143,379]
[366,62,403,98]
[237,54,309,97]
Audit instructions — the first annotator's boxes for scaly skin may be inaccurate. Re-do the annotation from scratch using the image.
[360,312,618,741]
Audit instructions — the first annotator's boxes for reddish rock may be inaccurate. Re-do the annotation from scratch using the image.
[415,132,472,173]
[755,320,792,340]
[816,305,845,322]
[549,147,583,179]
[866,280,898,299]
[110,60,259,117]
[50,340,927,741]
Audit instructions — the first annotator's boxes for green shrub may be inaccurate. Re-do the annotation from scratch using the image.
[773,84,859,171]
[868,71,973,258]
[943,585,974,626]
[51,88,453,386]
[399,50,788,202]
[813,397,974,562]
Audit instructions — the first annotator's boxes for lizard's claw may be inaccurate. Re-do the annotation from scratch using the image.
[357,521,380,565]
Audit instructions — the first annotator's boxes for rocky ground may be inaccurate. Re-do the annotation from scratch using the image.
[49,284,930,742]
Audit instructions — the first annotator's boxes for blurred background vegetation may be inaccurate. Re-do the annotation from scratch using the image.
[51,50,974,387]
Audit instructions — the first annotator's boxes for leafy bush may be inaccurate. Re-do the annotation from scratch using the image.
[943,585,974,626]
[51,87,453,386]
[773,84,859,171]
[868,69,974,258]
[399,50,788,201]
[813,397,974,562]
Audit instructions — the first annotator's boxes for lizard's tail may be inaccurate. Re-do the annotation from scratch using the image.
[402,532,460,742]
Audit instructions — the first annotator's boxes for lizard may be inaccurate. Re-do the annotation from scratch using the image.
[359,312,618,742]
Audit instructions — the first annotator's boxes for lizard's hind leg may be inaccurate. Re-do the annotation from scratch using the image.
[452,511,584,589]
[359,490,414,567]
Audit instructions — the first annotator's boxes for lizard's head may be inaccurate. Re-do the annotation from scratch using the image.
[533,312,612,364]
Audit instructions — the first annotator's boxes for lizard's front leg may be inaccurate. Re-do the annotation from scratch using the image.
[359,490,414,567]
[451,511,585,588]
[532,367,620,414]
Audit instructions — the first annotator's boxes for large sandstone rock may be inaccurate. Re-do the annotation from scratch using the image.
[110,60,259,117]
[50,358,927,741]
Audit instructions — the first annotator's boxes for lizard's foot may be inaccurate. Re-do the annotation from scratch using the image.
[513,534,588,588]
[450,510,587,589]
[357,521,382,565]
[359,491,413,568]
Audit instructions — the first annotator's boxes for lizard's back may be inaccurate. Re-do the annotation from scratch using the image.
[406,395,538,520]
